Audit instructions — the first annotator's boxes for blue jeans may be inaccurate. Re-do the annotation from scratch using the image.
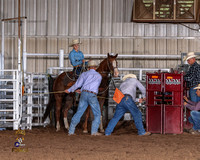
[189,86,200,102]
[73,66,82,76]
[73,62,88,76]
[105,95,146,135]
[188,110,200,130]
[68,91,101,135]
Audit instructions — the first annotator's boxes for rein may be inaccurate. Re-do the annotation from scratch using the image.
[64,62,87,81]
[98,83,110,95]
[98,58,118,95]
[65,72,75,81]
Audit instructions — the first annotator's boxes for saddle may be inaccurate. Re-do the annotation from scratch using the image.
[66,81,76,89]
[63,71,76,87]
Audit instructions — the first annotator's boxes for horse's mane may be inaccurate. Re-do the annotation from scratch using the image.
[96,58,108,73]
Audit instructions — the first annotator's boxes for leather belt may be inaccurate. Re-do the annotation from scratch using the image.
[74,65,81,68]
[124,94,132,97]
[83,90,97,95]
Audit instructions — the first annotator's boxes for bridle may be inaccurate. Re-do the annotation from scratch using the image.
[98,58,118,95]
[98,57,118,76]
[107,57,118,75]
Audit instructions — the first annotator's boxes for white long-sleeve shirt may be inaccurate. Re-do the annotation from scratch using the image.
[119,78,146,101]
[68,69,102,94]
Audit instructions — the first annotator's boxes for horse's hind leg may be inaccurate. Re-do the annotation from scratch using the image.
[83,106,90,133]
[99,98,106,133]
[63,117,69,130]
[55,95,62,132]
[100,115,104,132]
[63,95,74,130]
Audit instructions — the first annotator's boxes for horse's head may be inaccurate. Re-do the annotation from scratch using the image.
[97,53,119,78]
[106,53,119,77]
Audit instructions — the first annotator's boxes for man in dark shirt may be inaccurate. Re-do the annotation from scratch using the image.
[184,52,200,102]
[184,84,200,135]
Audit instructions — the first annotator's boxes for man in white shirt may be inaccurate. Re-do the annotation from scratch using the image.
[105,74,151,136]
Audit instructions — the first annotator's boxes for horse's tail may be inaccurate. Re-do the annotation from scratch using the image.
[42,74,55,122]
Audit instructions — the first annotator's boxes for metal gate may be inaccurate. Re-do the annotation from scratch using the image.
[22,73,49,129]
[0,70,22,130]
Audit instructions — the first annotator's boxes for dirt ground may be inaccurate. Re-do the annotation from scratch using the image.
[1,121,200,160]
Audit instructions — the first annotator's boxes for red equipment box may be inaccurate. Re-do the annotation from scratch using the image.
[146,73,163,133]
[146,72,184,134]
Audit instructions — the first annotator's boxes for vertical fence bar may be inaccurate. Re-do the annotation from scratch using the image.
[23,18,27,79]
[18,39,21,71]
[13,71,18,130]
[59,49,64,74]
[15,71,19,130]
[27,74,33,129]
[1,22,4,73]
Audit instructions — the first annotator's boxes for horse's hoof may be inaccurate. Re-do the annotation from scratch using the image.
[56,129,60,132]
[100,129,105,133]
[83,130,88,133]
[65,127,69,130]
[65,127,69,131]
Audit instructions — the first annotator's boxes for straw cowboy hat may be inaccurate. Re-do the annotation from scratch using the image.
[122,74,137,81]
[69,39,82,47]
[194,84,200,90]
[183,52,197,61]
[88,60,97,67]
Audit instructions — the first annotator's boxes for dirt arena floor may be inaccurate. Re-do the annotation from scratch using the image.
[1,121,200,160]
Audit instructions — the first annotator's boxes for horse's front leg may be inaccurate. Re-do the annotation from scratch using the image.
[63,95,74,130]
[99,98,106,133]
[83,106,90,133]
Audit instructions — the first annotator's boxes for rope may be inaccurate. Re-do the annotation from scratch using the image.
[23,90,65,96]
[65,72,75,81]
[23,90,110,99]
[180,23,200,32]
[98,85,110,94]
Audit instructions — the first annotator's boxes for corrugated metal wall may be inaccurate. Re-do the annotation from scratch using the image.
[1,0,200,73]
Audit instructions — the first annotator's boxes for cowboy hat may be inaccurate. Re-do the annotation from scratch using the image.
[122,74,137,81]
[88,60,97,67]
[183,52,197,61]
[69,39,82,47]
[194,84,200,90]
[109,53,117,56]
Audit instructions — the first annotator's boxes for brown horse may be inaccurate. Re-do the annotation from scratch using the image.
[43,53,119,132]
